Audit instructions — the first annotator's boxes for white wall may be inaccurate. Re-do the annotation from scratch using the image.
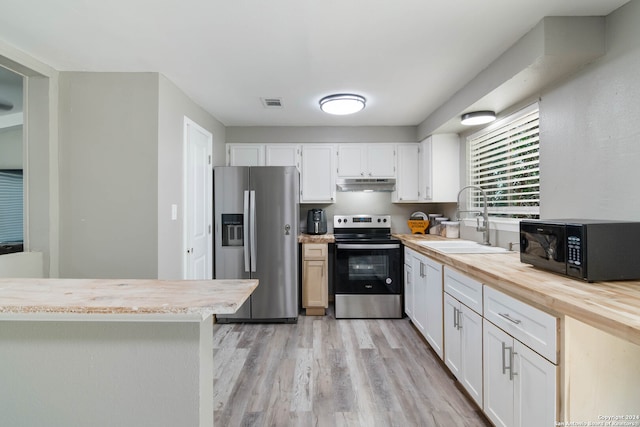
[540,0,640,220]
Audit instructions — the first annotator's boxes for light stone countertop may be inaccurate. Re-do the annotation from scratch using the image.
[0,278,258,318]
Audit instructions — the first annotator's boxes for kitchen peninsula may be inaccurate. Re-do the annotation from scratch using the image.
[0,278,258,427]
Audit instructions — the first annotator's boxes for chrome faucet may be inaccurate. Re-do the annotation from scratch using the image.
[456,185,491,246]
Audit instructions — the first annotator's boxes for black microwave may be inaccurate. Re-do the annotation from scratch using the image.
[520,219,640,282]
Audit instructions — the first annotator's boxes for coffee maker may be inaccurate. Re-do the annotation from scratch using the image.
[306,209,327,235]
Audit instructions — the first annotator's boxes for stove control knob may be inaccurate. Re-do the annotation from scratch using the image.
[337,218,342,223]
[377,218,381,222]
[383,218,387,223]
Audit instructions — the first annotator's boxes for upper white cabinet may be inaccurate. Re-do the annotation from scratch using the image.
[337,143,396,178]
[420,134,460,202]
[227,143,301,169]
[300,144,335,203]
[227,144,264,166]
[265,144,301,169]
[393,143,420,202]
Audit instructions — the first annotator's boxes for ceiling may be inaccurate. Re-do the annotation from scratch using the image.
[0,0,630,127]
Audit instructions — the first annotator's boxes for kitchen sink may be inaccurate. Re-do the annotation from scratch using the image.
[417,240,511,254]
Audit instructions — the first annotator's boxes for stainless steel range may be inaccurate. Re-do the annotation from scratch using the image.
[333,214,403,319]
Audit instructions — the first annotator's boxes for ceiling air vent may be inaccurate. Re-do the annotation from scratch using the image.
[261,97,283,108]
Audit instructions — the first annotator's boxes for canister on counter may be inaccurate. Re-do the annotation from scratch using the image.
[442,221,460,238]
[435,217,449,236]
[428,214,443,234]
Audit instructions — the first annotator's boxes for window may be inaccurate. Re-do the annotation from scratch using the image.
[467,103,539,219]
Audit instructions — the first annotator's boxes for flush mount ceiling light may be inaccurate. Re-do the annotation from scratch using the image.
[319,94,366,115]
[460,111,496,126]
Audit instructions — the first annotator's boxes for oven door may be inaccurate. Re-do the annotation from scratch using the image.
[334,243,402,294]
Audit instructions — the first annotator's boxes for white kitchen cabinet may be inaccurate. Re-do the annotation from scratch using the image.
[405,247,444,359]
[265,144,301,169]
[483,320,557,427]
[300,144,335,203]
[227,143,265,166]
[393,143,420,202]
[443,267,483,407]
[336,143,396,178]
[444,294,483,407]
[404,247,414,319]
[420,134,460,202]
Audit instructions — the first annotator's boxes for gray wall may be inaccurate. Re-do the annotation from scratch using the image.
[157,75,225,279]
[58,72,159,278]
[539,0,640,220]
[0,126,22,168]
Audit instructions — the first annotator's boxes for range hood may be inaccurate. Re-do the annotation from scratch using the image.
[336,178,396,192]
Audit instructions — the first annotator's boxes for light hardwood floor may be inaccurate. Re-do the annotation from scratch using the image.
[213,306,490,427]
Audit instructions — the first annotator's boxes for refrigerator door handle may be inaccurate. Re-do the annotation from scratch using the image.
[249,190,257,272]
[243,190,250,273]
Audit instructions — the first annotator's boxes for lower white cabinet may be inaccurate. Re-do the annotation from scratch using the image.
[404,247,443,359]
[483,319,557,427]
[404,248,413,319]
[444,293,483,407]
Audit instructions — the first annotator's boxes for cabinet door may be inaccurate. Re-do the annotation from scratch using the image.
[460,305,483,407]
[393,143,420,202]
[515,341,557,427]
[228,144,265,166]
[420,134,460,202]
[265,144,300,169]
[303,259,328,308]
[483,320,515,427]
[367,144,396,177]
[424,256,443,359]
[411,253,428,335]
[404,262,413,319]
[444,293,462,376]
[337,144,365,177]
[301,144,335,203]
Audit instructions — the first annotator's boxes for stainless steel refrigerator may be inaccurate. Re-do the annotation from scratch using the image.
[214,166,299,322]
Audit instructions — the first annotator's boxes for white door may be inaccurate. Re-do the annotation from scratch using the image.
[184,117,213,280]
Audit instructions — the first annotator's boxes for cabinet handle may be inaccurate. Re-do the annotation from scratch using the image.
[457,308,463,330]
[420,262,425,278]
[501,342,518,381]
[499,312,522,325]
[453,307,459,329]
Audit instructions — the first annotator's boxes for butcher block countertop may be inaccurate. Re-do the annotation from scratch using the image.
[298,233,335,243]
[396,234,640,347]
[0,278,258,319]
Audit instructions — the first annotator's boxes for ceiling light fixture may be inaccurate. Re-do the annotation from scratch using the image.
[319,94,366,115]
[460,111,496,126]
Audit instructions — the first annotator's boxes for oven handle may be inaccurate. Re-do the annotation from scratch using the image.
[336,243,401,250]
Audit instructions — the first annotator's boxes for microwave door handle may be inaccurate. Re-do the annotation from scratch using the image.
[243,190,250,273]
[249,190,257,273]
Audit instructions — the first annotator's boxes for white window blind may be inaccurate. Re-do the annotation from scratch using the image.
[0,170,24,242]
[467,104,540,219]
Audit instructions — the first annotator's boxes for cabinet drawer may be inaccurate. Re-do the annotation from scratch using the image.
[303,243,327,259]
[484,286,558,363]
[444,267,483,315]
